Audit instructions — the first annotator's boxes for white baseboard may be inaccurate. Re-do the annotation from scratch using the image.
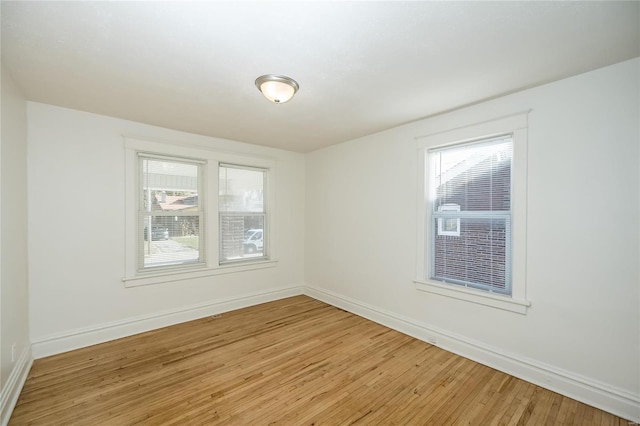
[32,285,304,359]
[1,345,33,426]
[304,285,640,423]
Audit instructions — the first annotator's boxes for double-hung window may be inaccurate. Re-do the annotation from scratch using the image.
[429,136,513,294]
[219,164,267,263]
[415,112,530,314]
[139,154,204,271]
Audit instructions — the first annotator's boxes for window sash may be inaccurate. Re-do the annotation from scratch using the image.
[219,213,267,264]
[429,215,512,295]
[219,163,267,213]
[138,213,204,271]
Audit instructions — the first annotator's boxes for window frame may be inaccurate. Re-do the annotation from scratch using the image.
[218,163,269,265]
[123,137,277,287]
[137,153,206,273]
[414,112,531,314]
[428,136,513,295]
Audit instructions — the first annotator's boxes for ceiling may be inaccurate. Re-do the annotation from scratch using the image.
[2,1,639,153]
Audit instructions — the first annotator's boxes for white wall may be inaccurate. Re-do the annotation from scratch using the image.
[0,68,31,424]
[27,103,306,356]
[305,58,640,420]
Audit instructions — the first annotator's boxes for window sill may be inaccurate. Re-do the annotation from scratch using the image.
[123,259,278,287]
[414,279,530,315]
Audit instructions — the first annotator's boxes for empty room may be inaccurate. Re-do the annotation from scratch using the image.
[1,1,639,425]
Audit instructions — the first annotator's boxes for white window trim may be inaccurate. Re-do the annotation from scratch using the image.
[123,136,277,287]
[414,111,531,314]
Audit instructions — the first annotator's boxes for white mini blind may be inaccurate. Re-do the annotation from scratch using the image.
[428,136,513,294]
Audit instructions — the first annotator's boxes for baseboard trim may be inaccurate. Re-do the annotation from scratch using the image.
[304,285,640,422]
[32,285,304,359]
[1,345,33,426]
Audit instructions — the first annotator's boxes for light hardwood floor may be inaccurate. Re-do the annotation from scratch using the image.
[10,296,630,425]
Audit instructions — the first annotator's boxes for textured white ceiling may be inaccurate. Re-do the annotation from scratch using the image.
[2,1,639,152]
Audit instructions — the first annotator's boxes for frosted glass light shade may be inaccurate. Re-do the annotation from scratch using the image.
[255,75,299,103]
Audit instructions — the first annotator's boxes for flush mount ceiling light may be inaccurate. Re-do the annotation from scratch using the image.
[255,74,299,104]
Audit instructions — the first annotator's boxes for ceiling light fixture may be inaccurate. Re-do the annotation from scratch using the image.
[255,74,299,104]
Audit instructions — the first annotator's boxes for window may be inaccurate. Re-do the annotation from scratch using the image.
[437,203,461,237]
[429,136,513,294]
[139,154,204,271]
[124,137,277,287]
[414,112,530,314]
[219,164,267,263]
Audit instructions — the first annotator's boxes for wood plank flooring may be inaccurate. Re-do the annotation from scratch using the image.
[10,295,631,425]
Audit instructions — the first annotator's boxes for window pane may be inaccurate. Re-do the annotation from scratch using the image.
[142,215,201,268]
[219,166,265,213]
[431,138,512,212]
[142,158,199,211]
[432,217,509,293]
[220,215,265,262]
